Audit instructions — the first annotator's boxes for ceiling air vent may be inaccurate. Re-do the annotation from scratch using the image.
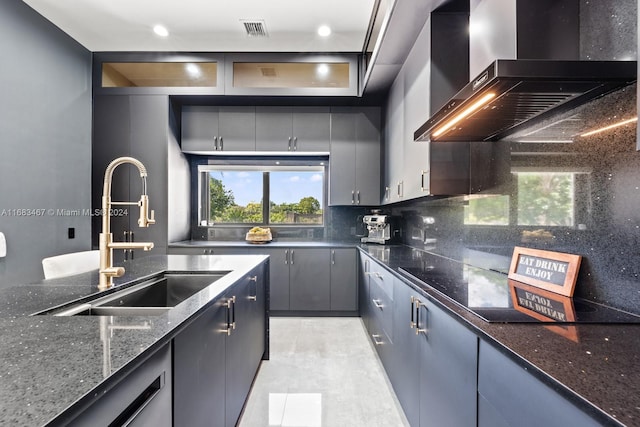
[241,20,268,37]
[260,67,277,77]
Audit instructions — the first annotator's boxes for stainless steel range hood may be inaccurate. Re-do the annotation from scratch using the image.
[414,59,637,142]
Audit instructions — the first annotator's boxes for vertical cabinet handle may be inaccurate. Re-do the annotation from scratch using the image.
[415,299,427,336]
[213,136,218,151]
[123,231,129,261]
[248,275,258,301]
[231,296,236,330]
[331,250,335,265]
[421,170,429,192]
[225,298,233,335]
[351,190,355,204]
[219,136,223,151]
[293,136,297,151]
[410,296,416,328]
[290,250,295,265]
[285,249,289,265]
[356,191,361,205]
[288,137,292,151]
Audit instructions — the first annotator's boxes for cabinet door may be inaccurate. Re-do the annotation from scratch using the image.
[289,248,331,311]
[329,111,357,205]
[419,299,478,427]
[167,247,250,255]
[478,340,601,427]
[173,298,228,427]
[292,107,330,152]
[181,106,219,151]
[255,106,293,151]
[355,108,381,206]
[384,72,405,204]
[218,106,256,151]
[389,279,421,427]
[330,249,357,311]
[259,248,290,311]
[359,254,372,329]
[71,343,172,427]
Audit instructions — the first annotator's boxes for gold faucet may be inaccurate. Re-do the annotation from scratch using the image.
[99,157,155,290]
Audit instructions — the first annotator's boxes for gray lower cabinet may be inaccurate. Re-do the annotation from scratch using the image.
[289,248,331,311]
[257,247,355,312]
[173,297,227,427]
[361,253,477,427]
[329,107,381,206]
[181,106,256,152]
[255,106,330,152]
[416,292,477,427]
[329,249,357,311]
[69,343,172,426]
[173,264,266,427]
[478,340,601,427]
[359,253,372,329]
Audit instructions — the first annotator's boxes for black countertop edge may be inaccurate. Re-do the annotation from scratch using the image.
[356,245,635,427]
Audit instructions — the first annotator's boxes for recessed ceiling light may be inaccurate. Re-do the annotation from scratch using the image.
[316,64,329,77]
[317,25,331,37]
[153,25,169,37]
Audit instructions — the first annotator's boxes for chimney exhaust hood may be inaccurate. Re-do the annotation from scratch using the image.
[414,59,637,142]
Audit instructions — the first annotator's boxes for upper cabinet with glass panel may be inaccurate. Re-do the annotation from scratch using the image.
[94,53,358,96]
[225,54,358,96]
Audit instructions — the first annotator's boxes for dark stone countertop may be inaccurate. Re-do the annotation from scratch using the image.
[169,239,358,248]
[358,244,640,427]
[0,254,268,426]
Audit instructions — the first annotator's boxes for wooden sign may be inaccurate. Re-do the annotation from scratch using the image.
[508,246,582,297]
[509,280,579,342]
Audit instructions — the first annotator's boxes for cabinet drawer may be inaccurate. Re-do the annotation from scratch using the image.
[369,274,393,342]
[367,305,393,367]
[368,262,394,301]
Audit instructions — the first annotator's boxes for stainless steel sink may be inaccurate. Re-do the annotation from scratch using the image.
[39,272,229,316]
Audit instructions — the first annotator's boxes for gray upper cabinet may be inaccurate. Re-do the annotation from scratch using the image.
[182,106,256,152]
[329,107,381,206]
[255,106,330,152]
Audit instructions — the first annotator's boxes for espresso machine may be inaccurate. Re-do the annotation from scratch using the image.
[361,211,396,244]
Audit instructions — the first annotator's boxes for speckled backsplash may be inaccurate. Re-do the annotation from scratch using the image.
[394,83,640,315]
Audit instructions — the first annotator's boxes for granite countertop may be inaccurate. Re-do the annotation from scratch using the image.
[169,239,358,248]
[0,254,268,426]
[358,244,640,427]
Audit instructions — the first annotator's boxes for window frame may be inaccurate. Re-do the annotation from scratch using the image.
[196,159,328,228]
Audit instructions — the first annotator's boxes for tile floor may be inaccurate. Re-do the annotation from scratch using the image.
[238,317,409,427]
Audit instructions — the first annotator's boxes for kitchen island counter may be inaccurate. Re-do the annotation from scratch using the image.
[0,254,268,426]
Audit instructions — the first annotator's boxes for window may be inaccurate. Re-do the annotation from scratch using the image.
[464,195,510,225]
[198,162,325,226]
[516,172,575,226]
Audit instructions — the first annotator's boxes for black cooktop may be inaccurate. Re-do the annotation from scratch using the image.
[398,266,640,324]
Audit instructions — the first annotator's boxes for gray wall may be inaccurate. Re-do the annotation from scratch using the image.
[0,0,92,286]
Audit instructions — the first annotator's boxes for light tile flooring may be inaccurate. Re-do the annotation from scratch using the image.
[239,317,409,427]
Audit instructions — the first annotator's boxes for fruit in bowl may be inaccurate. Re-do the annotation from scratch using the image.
[246,227,272,243]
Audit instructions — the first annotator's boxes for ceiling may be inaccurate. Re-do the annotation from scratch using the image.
[21,0,377,52]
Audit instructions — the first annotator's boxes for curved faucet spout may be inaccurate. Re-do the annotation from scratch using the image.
[99,156,155,290]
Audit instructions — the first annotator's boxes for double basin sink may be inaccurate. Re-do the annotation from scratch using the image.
[36,272,229,317]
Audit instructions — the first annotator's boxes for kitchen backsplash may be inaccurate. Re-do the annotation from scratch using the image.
[393,83,640,315]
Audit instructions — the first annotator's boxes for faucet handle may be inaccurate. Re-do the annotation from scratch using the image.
[138,195,156,227]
